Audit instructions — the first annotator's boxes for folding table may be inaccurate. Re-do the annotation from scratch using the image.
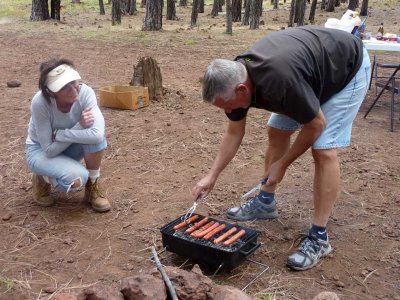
[363,39,400,131]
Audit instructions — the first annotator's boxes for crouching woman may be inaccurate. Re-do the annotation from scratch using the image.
[26,58,111,212]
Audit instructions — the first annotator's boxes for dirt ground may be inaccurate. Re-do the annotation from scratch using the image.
[1,1,400,299]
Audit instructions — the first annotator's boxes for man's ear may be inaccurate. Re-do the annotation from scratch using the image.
[236,83,249,96]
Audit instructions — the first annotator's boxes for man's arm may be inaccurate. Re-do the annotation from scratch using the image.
[265,109,326,186]
[192,117,246,200]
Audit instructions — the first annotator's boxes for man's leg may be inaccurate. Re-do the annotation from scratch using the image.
[312,148,341,227]
[226,126,294,221]
[262,127,293,193]
[286,148,338,270]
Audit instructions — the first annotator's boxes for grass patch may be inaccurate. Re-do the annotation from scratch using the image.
[0,276,15,293]
[185,38,197,45]
[0,0,101,19]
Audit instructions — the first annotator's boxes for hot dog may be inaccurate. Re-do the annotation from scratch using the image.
[192,222,220,238]
[190,221,215,236]
[173,215,199,230]
[203,224,226,240]
[185,216,209,234]
[213,227,237,244]
[223,229,246,247]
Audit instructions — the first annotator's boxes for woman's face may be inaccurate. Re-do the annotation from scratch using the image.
[54,80,80,105]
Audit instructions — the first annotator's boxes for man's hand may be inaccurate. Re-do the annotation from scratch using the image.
[192,174,216,202]
[80,107,94,128]
[264,159,287,187]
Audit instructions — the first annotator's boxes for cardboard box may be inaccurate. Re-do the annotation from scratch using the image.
[99,85,149,110]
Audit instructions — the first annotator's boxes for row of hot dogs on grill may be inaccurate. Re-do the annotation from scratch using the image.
[173,215,245,247]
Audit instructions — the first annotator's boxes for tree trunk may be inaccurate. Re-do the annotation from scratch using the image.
[142,0,163,30]
[31,0,50,21]
[218,0,224,12]
[335,0,340,6]
[288,0,296,27]
[129,0,137,15]
[112,0,122,25]
[360,0,368,16]
[348,0,358,10]
[308,0,317,23]
[191,0,199,26]
[121,0,130,14]
[211,0,219,17]
[257,0,262,16]
[226,0,232,34]
[130,57,163,102]
[273,0,278,9]
[242,0,250,25]
[232,0,241,22]
[326,0,335,12]
[99,0,106,14]
[198,0,204,13]
[141,0,146,8]
[295,0,306,26]
[320,0,326,10]
[249,0,262,29]
[179,0,187,6]
[50,0,61,20]
[166,0,177,20]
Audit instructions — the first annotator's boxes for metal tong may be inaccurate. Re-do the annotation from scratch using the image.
[241,177,268,199]
[182,195,208,222]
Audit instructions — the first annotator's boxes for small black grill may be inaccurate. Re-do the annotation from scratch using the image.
[160,214,261,271]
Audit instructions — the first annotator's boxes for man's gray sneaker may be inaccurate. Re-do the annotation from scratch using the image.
[226,196,279,221]
[286,234,332,271]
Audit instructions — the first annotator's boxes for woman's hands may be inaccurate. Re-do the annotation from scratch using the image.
[80,107,94,128]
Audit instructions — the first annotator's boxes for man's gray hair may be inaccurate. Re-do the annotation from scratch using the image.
[202,59,247,103]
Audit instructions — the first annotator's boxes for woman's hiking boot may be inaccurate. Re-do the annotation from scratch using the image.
[84,179,111,212]
[32,174,54,206]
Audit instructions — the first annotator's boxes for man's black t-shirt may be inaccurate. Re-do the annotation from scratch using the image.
[226,26,364,124]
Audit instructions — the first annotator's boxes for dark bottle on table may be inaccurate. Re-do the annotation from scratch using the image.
[376,22,384,40]
[378,23,384,35]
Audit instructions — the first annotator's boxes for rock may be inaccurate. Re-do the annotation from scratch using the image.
[44,286,57,293]
[120,274,166,300]
[7,80,22,88]
[77,283,124,300]
[163,266,214,300]
[191,264,203,276]
[54,293,78,300]
[334,281,345,288]
[312,291,340,300]
[212,285,255,300]
[2,212,13,221]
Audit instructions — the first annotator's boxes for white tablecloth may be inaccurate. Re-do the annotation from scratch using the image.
[363,39,400,52]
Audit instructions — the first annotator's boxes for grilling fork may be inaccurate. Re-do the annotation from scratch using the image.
[241,177,268,199]
[182,195,208,221]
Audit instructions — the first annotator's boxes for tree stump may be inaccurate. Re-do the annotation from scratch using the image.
[130,57,163,101]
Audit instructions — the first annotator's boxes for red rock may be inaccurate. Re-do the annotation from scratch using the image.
[6,80,22,88]
[121,274,166,300]
[212,285,255,300]
[54,293,78,300]
[312,291,340,300]
[77,283,124,300]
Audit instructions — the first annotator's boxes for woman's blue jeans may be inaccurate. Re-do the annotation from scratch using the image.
[26,138,107,192]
